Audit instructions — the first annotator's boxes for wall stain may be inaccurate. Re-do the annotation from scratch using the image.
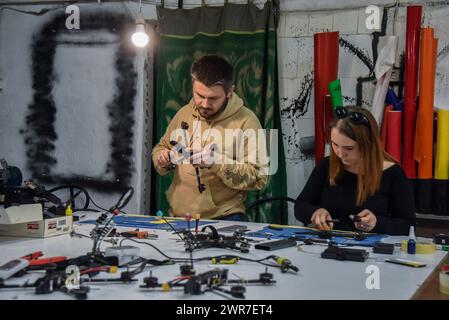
[281,72,314,119]
[437,44,449,61]
[339,37,374,74]
[21,12,137,193]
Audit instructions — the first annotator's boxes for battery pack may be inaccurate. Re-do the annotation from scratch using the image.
[255,238,297,251]
[373,242,395,255]
[321,246,369,262]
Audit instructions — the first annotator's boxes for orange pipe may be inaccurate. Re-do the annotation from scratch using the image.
[414,28,438,178]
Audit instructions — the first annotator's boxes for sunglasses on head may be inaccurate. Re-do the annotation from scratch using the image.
[334,107,370,126]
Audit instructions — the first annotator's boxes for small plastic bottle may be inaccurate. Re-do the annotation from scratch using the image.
[407,226,416,254]
[65,205,73,217]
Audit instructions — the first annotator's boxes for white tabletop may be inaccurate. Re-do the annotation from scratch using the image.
[0,214,446,300]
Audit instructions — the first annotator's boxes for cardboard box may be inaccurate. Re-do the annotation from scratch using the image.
[0,216,72,238]
[0,204,43,224]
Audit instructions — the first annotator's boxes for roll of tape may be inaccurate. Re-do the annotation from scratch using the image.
[401,240,436,254]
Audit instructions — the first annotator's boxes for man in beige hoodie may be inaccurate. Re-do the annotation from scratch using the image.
[152,55,268,221]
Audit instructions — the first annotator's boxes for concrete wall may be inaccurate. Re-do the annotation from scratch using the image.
[0,2,157,214]
[278,2,449,224]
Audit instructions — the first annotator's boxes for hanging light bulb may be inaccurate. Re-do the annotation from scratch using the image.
[132,1,149,47]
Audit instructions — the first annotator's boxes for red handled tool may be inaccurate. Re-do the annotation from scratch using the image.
[21,251,67,267]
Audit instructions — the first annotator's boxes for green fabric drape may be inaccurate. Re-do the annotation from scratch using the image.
[154,1,287,224]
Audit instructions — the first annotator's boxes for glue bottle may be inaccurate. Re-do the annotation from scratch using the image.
[65,204,73,217]
[407,226,416,254]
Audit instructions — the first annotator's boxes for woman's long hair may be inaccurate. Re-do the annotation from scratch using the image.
[329,106,397,206]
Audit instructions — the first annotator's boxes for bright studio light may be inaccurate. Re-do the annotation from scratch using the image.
[132,21,149,47]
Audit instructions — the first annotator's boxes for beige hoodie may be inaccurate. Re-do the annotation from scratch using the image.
[152,93,268,219]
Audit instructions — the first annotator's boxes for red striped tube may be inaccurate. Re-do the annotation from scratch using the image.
[313,31,339,164]
[402,5,422,178]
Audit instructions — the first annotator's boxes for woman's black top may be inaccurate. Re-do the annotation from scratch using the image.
[294,157,416,235]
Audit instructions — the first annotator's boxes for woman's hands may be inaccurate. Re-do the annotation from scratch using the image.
[311,208,334,231]
[351,209,377,232]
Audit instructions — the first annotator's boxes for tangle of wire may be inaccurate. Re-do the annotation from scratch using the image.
[118,238,292,272]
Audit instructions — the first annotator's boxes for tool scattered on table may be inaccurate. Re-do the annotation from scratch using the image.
[0,258,29,280]
[110,228,158,239]
[0,268,90,299]
[89,187,134,256]
[193,213,200,233]
[80,214,217,231]
[216,225,250,233]
[246,225,386,247]
[321,245,369,262]
[373,242,395,255]
[384,258,426,268]
[255,238,297,251]
[182,224,252,253]
[211,255,240,264]
[139,268,276,299]
[21,251,67,267]
[180,213,195,276]
[181,121,206,193]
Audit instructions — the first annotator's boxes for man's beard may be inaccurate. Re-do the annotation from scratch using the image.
[196,97,229,119]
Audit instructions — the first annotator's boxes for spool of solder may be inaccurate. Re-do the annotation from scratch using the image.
[401,239,436,254]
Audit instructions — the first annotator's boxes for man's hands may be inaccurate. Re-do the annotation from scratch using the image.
[156,149,172,168]
[350,209,377,232]
[187,143,217,168]
[156,148,183,169]
[156,143,217,169]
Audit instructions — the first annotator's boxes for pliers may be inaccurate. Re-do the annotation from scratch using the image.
[21,251,67,267]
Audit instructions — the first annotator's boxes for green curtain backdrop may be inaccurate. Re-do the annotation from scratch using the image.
[154,1,287,224]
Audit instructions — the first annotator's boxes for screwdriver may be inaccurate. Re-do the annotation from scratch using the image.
[119,229,158,239]
[211,255,240,264]
[311,219,339,228]
[193,213,200,234]
[272,256,299,273]
[181,121,205,193]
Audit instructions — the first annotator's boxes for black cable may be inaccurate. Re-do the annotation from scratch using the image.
[48,185,91,210]
[159,215,185,241]
[86,195,108,212]
[119,238,177,261]
[50,185,109,212]
[245,196,296,213]
[118,238,283,270]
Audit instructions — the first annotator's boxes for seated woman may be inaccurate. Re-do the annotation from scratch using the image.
[294,106,415,235]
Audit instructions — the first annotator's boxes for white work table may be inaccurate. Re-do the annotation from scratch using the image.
[0,214,447,300]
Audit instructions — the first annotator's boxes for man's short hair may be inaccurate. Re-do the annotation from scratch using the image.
[191,55,234,93]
